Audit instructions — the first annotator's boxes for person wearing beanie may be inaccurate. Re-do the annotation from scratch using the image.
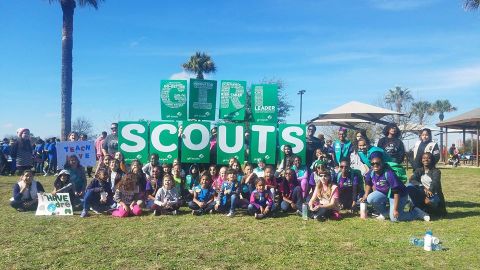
[10,128,33,174]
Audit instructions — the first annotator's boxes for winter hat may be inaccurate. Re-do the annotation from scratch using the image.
[16,128,30,137]
[58,170,70,176]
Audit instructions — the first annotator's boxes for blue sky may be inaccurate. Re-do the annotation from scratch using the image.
[1,0,479,142]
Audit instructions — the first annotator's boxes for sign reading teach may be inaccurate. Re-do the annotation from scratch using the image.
[56,141,96,169]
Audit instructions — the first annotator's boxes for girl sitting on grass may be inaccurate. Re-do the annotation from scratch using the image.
[81,168,113,217]
[63,155,87,207]
[95,155,111,175]
[360,151,430,222]
[217,169,240,217]
[248,177,274,219]
[10,170,45,211]
[145,165,162,209]
[152,174,181,215]
[189,174,216,215]
[112,173,143,218]
[264,165,278,201]
[185,164,200,201]
[279,168,303,214]
[407,152,447,218]
[172,163,185,201]
[240,163,256,208]
[308,168,341,221]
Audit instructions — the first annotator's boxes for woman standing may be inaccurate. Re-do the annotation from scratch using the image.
[377,123,405,164]
[410,128,440,171]
[11,128,33,174]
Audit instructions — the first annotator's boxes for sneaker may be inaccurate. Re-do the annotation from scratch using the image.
[43,173,49,177]
[209,209,214,214]
[424,215,431,222]
[90,207,100,214]
[192,210,202,216]
[412,207,430,222]
[80,210,88,218]
[296,210,302,217]
[376,214,386,221]
[255,213,264,219]
[226,211,235,217]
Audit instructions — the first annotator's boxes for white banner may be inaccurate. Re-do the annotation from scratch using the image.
[56,141,96,169]
[35,193,73,216]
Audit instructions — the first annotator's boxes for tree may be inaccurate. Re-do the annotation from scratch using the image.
[410,101,433,125]
[464,0,480,10]
[432,100,457,122]
[182,52,216,80]
[72,117,94,138]
[48,0,104,141]
[384,86,414,123]
[244,78,293,124]
[432,99,457,162]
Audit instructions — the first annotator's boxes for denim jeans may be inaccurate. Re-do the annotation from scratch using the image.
[366,190,389,217]
[280,186,303,212]
[219,194,238,213]
[406,184,441,209]
[188,200,215,212]
[389,194,424,222]
[83,189,113,211]
[247,203,276,215]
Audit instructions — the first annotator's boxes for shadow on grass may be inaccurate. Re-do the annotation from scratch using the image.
[446,201,480,208]
[442,210,480,220]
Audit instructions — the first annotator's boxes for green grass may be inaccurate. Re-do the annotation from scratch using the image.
[1,167,479,269]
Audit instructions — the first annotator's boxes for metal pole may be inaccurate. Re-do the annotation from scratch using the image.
[298,90,306,124]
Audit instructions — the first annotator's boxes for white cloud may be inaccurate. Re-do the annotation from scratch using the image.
[368,0,438,11]
[415,64,480,91]
[129,36,147,48]
[169,71,193,80]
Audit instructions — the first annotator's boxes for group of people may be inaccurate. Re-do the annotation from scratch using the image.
[8,122,447,222]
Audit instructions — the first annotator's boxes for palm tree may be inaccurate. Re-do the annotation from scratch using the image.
[384,86,413,122]
[432,100,457,122]
[432,99,457,162]
[411,101,433,125]
[464,0,480,10]
[48,0,103,140]
[182,52,216,80]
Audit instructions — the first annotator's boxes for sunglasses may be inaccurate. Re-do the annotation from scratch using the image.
[371,162,382,166]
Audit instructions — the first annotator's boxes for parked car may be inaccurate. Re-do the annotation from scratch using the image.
[461,152,476,160]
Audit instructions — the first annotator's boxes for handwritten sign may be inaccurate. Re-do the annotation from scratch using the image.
[56,141,96,169]
[36,193,73,216]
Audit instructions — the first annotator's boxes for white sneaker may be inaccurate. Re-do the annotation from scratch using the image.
[413,207,430,221]
[226,211,234,218]
[255,213,264,219]
[376,214,386,220]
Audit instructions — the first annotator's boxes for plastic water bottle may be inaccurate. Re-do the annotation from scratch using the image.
[302,203,308,221]
[424,230,433,251]
[409,237,424,247]
[432,244,443,251]
[360,202,367,219]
